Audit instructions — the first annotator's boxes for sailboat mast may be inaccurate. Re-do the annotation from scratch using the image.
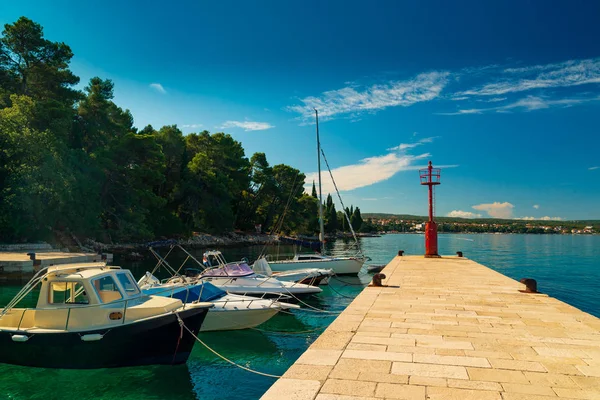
[315,109,325,252]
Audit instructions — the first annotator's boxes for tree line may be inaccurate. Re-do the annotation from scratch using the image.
[0,17,363,243]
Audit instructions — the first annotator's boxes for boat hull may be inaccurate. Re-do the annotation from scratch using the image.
[201,277,322,296]
[269,258,364,275]
[0,306,209,369]
[200,307,279,332]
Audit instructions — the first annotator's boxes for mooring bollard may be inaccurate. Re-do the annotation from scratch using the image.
[372,273,386,287]
[398,250,404,256]
[520,278,538,293]
[457,251,463,257]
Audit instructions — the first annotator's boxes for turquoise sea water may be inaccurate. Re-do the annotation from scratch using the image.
[0,234,598,400]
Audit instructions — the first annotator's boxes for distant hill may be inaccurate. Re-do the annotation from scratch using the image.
[362,213,600,226]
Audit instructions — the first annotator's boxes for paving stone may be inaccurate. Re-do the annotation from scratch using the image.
[386,345,436,354]
[342,350,412,363]
[552,387,600,399]
[501,382,556,396]
[331,358,393,376]
[296,349,343,366]
[576,365,600,377]
[500,392,567,400]
[425,387,501,400]
[488,358,547,372]
[346,343,388,352]
[321,379,376,397]
[357,372,409,384]
[391,361,469,379]
[374,383,426,399]
[467,367,529,383]
[315,395,379,400]
[261,378,321,400]
[283,364,333,382]
[413,353,491,368]
[312,331,355,350]
[447,379,502,391]
[408,375,447,387]
[570,375,600,390]
[524,372,580,388]
[435,349,466,356]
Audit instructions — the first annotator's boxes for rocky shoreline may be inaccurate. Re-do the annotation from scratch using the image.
[83,232,279,259]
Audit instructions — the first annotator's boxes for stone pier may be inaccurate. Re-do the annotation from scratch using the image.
[261,256,600,400]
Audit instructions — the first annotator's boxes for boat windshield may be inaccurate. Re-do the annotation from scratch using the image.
[202,263,254,277]
[198,282,226,301]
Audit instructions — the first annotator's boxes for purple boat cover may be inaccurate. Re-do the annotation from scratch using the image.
[201,263,255,277]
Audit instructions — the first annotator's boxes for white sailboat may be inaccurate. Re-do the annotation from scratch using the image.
[268,109,367,276]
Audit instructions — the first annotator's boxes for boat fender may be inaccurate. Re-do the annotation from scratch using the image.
[11,334,29,342]
[81,333,104,342]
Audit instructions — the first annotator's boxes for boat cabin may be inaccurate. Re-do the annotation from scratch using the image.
[0,263,184,332]
[200,251,255,278]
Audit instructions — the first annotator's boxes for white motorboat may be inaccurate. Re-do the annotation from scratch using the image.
[0,263,212,368]
[252,257,334,286]
[138,272,299,332]
[193,251,322,297]
[268,254,365,276]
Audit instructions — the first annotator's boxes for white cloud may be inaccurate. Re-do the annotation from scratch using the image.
[482,97,507,103]
[540,216,562,221]
[305,136,457,193]
[533,204,540,209]
[472,202,514,218]
[461,58,600,96]
[181,124,203,129]
[306,152,430,193]
[149,83,166,94]
[439,95,600,115]
[589,166,599,170]
[221,121,274,131]
[447,210,482,219]
[517,216,562,221]
[387,137,437,152]
[288,71,450,121]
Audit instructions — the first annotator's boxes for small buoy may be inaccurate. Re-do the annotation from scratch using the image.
[81,334,103,342]
[11,334,29,342]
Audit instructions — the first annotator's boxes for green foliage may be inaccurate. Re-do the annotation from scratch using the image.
[0,16,365,243]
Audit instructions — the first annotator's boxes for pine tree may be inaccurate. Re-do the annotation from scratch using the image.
[351,207,363,231]
[311,181,318,198]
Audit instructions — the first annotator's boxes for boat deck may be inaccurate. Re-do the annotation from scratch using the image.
[261,255,600,400]
[0,252,111,274]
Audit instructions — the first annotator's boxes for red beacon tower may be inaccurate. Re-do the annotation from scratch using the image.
[419,161,441,257]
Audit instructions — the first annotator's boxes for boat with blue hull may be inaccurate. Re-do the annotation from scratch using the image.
[138,273,299,332]
[0,263,212,369]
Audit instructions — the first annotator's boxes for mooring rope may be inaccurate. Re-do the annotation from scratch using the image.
[178,315,282,379]
[279,285,342,314]
[250,325,326,335]
[330,276,370,286]
[327,283,358,299]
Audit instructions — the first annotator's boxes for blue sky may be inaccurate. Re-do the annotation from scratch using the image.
[2,0,600,220]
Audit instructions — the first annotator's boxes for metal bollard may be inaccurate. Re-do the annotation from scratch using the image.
[398,250,404,256]
[520,278,538,293]
[457,251,463,257]
[372,273,386,287]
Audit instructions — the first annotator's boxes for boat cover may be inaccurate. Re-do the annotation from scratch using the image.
[201,263,255,277]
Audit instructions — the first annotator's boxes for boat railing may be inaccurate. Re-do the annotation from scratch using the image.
[7,284,193,332]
